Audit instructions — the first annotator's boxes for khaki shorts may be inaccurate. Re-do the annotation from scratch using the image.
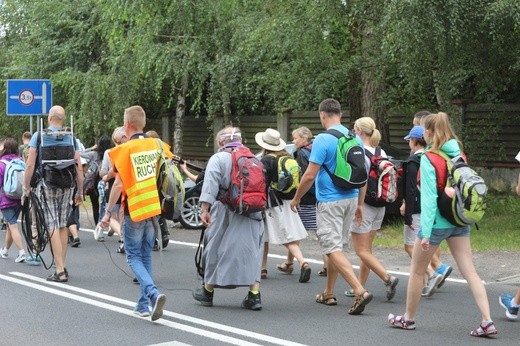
[350,203,385,234]
[316,198,357,255]
[404,214,420,246]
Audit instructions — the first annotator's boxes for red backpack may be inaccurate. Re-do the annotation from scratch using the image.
[364,147,400,207]
[418,152,467,193]
[219,145,267,216]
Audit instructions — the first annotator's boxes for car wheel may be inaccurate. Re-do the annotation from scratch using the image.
[179,195,203,230]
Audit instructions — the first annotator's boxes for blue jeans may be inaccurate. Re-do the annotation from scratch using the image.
[97,181,106,223]
[124,215,158,310]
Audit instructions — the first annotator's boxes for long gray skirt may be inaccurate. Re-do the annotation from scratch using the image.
[202,202,264,288]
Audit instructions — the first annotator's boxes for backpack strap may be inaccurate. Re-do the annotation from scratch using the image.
[194,226,206,278]
[280,156,290,175]
[299,145,311,160]
[326,128,356,140]
[0,160,7,192]
[295,146,311,163]
[424,151,448,194]
[364,147,382,168]
[295,146,311,169]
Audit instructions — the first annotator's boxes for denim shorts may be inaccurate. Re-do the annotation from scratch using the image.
[417,224,470,245]
[1,206,21,225]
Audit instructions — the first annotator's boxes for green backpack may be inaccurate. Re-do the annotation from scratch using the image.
[156,139,185,220]
[425,150,487,226]
[323,128,368,189]
[269,154,301,199]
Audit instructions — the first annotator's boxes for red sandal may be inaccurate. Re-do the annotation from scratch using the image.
[470,322,497,337]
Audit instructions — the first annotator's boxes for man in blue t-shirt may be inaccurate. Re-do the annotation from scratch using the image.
[290,98,373,315]
[23,105,84,283]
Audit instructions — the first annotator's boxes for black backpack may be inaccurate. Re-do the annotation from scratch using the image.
[33,129,78,189]
[83,159,101,195]
[295,146,315,197]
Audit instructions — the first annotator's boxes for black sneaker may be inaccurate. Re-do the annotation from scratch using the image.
[71,238,81,248]
[192,287,214,306]
[242,291,262,311]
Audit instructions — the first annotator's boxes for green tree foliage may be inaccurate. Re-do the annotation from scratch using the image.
[383,0,520,108]
[1,0,520,149]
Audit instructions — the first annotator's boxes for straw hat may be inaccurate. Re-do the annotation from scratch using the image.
[255,128,286,151]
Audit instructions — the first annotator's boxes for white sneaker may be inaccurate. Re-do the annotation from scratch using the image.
[0,248,8,259]
[345,289,355,297]
[94,225,100,240]
[15,253,26,263]
[421,273,443,297]
[94,225,105,241]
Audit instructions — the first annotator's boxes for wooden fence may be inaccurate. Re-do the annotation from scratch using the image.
[147,104,520,168]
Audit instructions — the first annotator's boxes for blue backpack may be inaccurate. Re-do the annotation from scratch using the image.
[1,158,26,200]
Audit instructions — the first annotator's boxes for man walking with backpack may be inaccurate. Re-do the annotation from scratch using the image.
[23,105,84,282]
[290,98,373,315]
[192,126,266,310]
[99,106,168,321]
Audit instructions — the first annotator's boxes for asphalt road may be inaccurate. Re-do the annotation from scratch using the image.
[1,212,519,346]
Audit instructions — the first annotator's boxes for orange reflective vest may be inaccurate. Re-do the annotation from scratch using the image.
[109,137,173,222]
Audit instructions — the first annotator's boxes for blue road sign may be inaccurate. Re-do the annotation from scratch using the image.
[6,79,53,115]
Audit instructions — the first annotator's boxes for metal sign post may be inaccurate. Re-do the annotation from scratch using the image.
[6,79,53,133]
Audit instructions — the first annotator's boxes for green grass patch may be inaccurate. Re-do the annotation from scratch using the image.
[375,192,520,252]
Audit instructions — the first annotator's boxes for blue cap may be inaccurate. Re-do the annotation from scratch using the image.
[404,126,424,140]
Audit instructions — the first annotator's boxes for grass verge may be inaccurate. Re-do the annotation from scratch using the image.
[375,192,520,252]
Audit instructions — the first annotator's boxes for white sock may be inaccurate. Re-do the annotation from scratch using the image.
[511,299,520,308]
[19,249,25,255]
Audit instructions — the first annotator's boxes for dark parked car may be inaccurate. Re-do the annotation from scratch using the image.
[178,179,204,230]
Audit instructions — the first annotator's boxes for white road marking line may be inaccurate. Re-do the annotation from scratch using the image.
[149,342,193,346]
[1,273,262,346]
[9,272,308,346]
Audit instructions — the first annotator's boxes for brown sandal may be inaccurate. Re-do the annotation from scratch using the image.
[315,292,337,306]
[348,290,373,315]
[276,262,294,274]
[261,269,268,279]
